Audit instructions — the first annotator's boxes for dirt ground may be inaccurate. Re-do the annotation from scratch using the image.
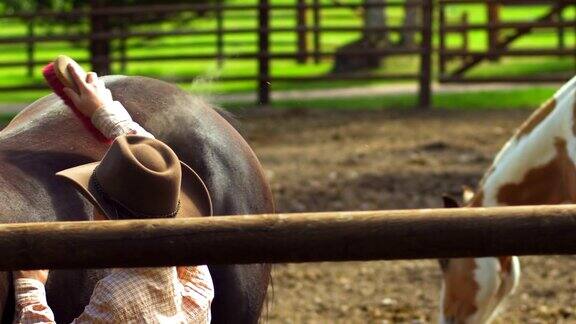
[235,108,576,323]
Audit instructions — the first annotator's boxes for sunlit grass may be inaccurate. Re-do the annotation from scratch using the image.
[222,86,556,110]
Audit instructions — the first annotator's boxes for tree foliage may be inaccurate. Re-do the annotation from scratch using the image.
[1,0,80,14]
[0,0,219,35]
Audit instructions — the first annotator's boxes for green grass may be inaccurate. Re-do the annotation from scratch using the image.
[223,85,556,110]
[0,90,51,103]
[0,0,574,106]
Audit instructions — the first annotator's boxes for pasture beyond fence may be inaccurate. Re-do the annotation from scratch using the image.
[2,204,576,270]
[0,0,574,108]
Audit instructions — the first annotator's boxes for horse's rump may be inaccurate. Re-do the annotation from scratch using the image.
[0,76,274,323]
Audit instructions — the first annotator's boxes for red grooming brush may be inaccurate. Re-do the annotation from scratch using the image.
[42,55,109,143]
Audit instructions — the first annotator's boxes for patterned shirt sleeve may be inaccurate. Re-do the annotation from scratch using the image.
[179,265,214,323]
[15,267,214,324]
[74,267,213,323]
[70,275,123,323]
[91,101,155,139]
[13,278,55,324]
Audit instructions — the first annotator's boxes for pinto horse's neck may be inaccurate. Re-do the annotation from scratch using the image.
[471,76,576,207]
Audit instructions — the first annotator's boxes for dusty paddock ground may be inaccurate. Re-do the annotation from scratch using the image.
[236,108,576,323]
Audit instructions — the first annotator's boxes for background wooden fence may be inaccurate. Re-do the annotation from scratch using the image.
[0,0,574,108]
[0,1,433,108]
[439,0,575,83]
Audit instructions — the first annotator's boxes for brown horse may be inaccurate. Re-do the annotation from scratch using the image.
[0,75,274,323]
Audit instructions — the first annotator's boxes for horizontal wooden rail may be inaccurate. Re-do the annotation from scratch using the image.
[0,1,427,19]
[3,205,576,270]
[0,26,427,45]
[439,0,573,4]
[439,75,574,83]
[441,49,575,57]
[441,20,576,31]
[262,74,418,82]
[0,49,426,68]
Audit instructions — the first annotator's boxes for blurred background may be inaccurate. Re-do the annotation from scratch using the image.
[1,1,575,322]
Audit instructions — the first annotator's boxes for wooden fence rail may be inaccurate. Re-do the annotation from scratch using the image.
[2,204,576,270]
[1,0,574,106]
[0,1,428,19]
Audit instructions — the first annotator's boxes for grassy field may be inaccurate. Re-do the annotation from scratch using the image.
[0,0,573,107]
[223,86,558,110]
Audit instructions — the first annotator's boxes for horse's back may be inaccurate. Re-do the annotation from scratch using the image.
[0,75,273,323]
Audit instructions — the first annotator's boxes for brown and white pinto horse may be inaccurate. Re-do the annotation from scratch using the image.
[0,76,274,323]
[440,75,576,323]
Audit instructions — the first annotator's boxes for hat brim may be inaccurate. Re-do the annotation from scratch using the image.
[56,161,213,220]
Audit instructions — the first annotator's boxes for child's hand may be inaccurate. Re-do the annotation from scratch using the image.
[63,64,113,119]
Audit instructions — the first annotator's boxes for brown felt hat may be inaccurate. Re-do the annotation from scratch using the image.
[56,135,213,219]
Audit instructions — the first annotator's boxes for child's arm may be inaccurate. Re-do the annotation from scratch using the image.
[63,64,153,140]
[13,270,56,324]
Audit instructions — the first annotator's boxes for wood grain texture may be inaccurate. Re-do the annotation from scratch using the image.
[2,205,576,270]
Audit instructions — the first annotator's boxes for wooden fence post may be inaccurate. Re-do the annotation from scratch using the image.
[296,0,308,64]
[216,0,224,68]
[119,23,128,74]
[312,0,321,64]
[418,0,433,109]
[461,12,469,63]
[26,17,35,77]
[89,0,112,75]
[439,3,446,75]
[258,0,271,106]
[487,3,500,61]
[555,11,565,53]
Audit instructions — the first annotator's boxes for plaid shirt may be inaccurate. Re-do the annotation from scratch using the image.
[14,101,214,323]
[15,266,214,323]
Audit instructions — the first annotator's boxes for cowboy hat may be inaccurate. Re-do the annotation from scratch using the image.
[56,135,213,219]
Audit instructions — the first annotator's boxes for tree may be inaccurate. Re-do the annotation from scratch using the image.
[331,0,389,73]
[399,2,420,48]
[363,0,389,46]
